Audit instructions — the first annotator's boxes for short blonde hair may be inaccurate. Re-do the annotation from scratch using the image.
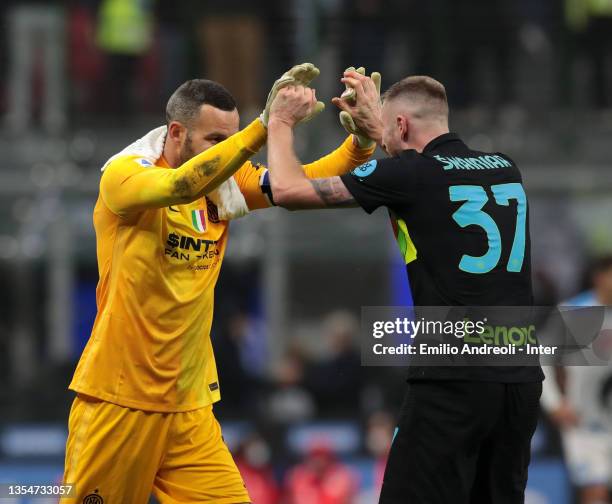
[382,75,449,121]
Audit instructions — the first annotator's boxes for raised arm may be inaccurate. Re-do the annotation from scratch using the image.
[233,136,373,211]
[101,119,266,216]
[101,62,328,216]
[267,87,358,210]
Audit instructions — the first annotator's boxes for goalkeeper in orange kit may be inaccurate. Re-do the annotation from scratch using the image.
[60,63,376,503]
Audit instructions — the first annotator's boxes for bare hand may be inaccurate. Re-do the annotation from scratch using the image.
[332,70,383,143]
[550,400,579,429]
[269,86,318,128]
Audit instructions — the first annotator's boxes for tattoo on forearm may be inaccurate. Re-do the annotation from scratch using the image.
[173,156,221,198]
[310,177,356,207]
[173,178,190,198]
[196,156,221,178]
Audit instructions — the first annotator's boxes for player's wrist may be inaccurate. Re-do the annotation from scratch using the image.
[268,116,295,130]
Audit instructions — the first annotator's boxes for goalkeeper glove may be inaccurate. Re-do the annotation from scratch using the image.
[260,63,325,127]
[338,66,382,149]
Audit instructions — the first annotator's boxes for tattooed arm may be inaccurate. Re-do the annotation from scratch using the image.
[267,119,357,210]
[101,119,266,216]
[308,177,356,208]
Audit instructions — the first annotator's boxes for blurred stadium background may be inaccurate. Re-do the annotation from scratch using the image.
[0,0,611,502]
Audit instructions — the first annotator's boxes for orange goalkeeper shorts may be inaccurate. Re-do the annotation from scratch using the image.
[60,394,250,503]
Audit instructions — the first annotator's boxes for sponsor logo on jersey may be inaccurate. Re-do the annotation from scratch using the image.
[463,323,537,347]
[351,159,378,178]
[433,154,512,171]
[165,232,220,262]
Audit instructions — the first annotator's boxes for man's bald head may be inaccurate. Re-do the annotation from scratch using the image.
[379,76,450,155]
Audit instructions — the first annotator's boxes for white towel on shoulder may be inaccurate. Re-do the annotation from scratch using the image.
[101,126,250,221]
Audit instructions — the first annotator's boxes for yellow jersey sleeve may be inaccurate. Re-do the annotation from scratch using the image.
[101,119,266,216]
[234,135,375,210]
[232,161,271,210]
[303,135,376,179]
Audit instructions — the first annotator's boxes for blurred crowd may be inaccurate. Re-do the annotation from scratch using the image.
[1,0,612,133]
[231,411,394,504]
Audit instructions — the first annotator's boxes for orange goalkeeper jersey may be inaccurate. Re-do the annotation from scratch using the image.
[69,120,374,412]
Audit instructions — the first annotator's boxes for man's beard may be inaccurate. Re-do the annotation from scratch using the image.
[178,131,197,166]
